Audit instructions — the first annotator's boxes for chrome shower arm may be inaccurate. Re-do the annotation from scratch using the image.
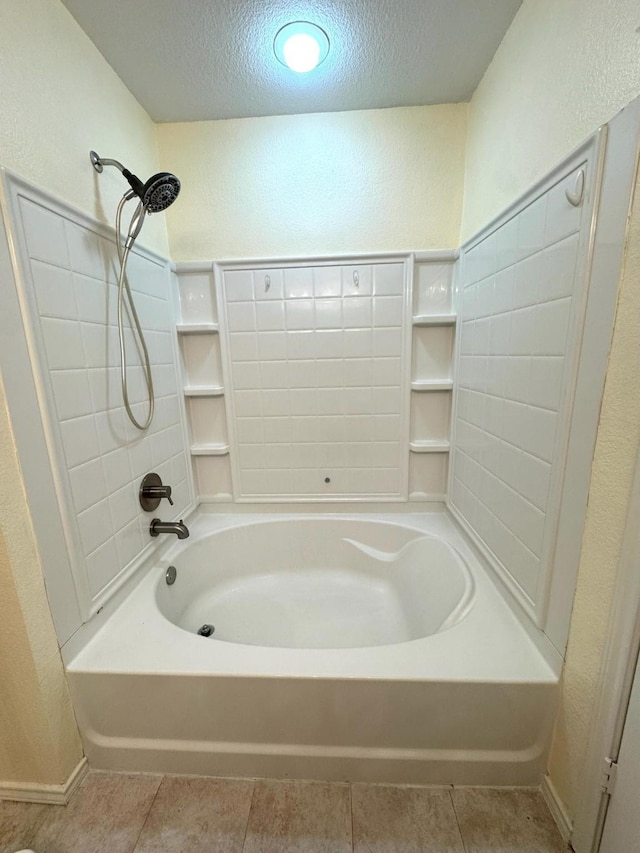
[90,151,125,174]
[97,157,126,172]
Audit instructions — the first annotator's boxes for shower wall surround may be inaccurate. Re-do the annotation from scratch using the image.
[449,134,603,627]
[220,259,409,500]
[174,256,456,502]
[3,175,194,623]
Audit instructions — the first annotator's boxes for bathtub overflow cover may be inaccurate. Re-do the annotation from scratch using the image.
[198,624,215,637]
[165,566,177,585]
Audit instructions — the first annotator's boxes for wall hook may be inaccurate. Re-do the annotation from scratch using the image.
[566,169,585,207]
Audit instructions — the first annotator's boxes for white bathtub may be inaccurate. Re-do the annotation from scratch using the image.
[66,511,559,785]
[157,519,475,649]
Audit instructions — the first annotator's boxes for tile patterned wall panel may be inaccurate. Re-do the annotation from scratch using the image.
[14,193,193,614]
[220,261,409,499]
[450,162,595,614]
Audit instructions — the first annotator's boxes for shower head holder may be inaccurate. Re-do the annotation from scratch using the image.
[89,150,103,172]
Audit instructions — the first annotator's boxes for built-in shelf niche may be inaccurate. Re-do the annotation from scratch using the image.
[177,323,220,334]
[412,314,456,327]
[180,333,223,388]
[176,266,217,326]
[409,257,456,500]
[410,380,453,391]
[190,442,230,456]
[409,440,451,453]
[193,456,233,501]
[409,452,449,500]
[411,326,455,383]
[175,263,231,500]
[184,385,224,397]
[188,396,228,446]
[413,260,454,316]
[410,391,451,443]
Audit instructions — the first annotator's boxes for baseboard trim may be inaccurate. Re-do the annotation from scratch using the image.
[541,773,573,842]
[0,756,88,805]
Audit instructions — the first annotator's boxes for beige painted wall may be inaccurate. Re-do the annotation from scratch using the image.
[462,0,640,239]
[0,0,165,788]
[157,104,468,260]
[0,375,83,785]
[460,0,640,820]
[0,0,167,255]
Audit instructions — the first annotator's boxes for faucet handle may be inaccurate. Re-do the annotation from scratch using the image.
[139,472,174,511]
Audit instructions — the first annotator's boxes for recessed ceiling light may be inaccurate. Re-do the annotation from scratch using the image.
[274,22,330,73]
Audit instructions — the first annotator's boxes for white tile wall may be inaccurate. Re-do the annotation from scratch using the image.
[221,262,408,499]
[17,196,192,611]
[450,164,589,608]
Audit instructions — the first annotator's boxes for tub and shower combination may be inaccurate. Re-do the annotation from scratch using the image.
[67,511,558,785]
[8,131,612,793]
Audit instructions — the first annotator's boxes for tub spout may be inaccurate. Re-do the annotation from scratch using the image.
[150,518,190,539]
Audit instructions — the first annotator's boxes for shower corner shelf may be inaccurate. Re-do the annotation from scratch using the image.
[176,322,220,334]
[410,379,453,392]
[409,440,450,454]
[190,442,230,457]
[412,313,456,327]
[183,385,224,397]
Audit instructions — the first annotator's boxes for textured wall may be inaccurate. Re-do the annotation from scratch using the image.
[157,105,468,260]
[0,376,83,785]
[461,0,640,239]
[0,0,167,788]
[0,0,167,255]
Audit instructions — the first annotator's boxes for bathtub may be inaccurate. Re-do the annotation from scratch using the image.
[66,511,559,785]
[157,518,475,649]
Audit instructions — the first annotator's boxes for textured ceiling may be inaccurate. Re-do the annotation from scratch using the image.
[61,0,522,122]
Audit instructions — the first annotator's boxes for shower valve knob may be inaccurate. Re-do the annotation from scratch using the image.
[139,472,173,511]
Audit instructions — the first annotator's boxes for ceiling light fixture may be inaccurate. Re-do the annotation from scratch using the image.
[274,22,330,73]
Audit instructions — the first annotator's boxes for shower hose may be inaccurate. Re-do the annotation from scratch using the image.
[115,194,155,431]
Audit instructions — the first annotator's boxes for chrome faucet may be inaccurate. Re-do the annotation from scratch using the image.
[150,518,190,539]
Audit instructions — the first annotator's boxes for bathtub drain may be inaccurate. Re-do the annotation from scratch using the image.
[197,624,215,637]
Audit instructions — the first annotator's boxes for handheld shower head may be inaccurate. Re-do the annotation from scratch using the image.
[89,151,181,213]
[90,151,181,250]
[141,172,181,212]
[89,150,182,434]
[119,173,180,249]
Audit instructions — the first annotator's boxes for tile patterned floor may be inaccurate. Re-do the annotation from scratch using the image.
[0,772,569,853]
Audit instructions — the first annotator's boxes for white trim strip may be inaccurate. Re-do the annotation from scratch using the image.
[0,757,88,805]
[541,773,573,842]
